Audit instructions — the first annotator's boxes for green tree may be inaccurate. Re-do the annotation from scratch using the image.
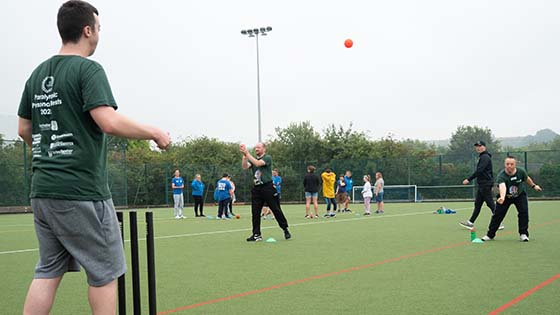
[448,125,500,157]
[0,139,28,206]
[323,123,375,160]
[269,121,325,164]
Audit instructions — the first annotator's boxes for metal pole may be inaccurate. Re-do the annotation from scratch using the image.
[124,144,128,207]
[255,33,262,143]
[129,211,141,315]
[165,163,169,206]
[117,212,126,315]
[146,212,157,315]
[23,141,29,205]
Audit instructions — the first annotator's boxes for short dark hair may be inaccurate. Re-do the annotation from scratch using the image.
[57,0,99,44]
[222,173,229,178]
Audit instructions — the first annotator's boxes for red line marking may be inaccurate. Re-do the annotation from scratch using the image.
[488,273,560,315]
[157,242,469,315]
[158,219,560,315]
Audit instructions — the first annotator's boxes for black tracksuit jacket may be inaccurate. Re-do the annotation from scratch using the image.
[468,151,494,187]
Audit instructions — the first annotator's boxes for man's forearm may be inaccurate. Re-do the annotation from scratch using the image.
[18,117,32,147]
[90,106,166,144]
[242,156,250,169]
[499,184,506,198]
[245,153,264,167]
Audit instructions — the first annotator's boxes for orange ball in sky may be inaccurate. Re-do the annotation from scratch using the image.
[344,39,353,48]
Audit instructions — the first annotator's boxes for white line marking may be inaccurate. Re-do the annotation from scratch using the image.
[0,206,466,254]
[0,248,38,255]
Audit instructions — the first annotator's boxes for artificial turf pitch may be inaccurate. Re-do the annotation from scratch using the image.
[1,201,559,314]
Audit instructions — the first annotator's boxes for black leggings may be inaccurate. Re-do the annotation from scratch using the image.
[486,193,529,238]
[193,195,204,215]
[469,186,496,223]
[251,182,289,235]
[325,198,337,211]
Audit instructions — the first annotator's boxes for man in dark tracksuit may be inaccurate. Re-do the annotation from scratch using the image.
[459,141,503,230]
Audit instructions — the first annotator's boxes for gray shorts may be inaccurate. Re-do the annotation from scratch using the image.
[31,198,127,287]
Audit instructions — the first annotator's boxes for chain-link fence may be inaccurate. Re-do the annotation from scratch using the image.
[1,138,559,209]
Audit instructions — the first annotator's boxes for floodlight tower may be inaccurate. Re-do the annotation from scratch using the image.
[240,26,272,143]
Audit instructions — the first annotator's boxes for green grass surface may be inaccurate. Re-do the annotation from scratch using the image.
[1,201,559,314]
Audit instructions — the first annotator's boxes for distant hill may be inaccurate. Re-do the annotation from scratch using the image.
[427,129,559,149]
[499,129,558,148]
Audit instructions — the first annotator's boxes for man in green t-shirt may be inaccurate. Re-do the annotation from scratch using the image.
[482,156,542,242]
[17,1,170,314]
[240,142,291,241]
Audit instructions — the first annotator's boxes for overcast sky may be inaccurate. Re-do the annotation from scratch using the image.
[1,0,558,144]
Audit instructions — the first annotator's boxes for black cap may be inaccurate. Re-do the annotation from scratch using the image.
[473,141,486,147]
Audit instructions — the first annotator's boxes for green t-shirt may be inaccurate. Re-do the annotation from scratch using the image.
[249,154,273,186]
[18,55,117,200]
[496,167,528,199]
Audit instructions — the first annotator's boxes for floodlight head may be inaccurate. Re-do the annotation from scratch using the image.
[247,29,253,35]
[241,30,247,35]
[259,27,266,33]
[253,28,259,33]
[266,26,272,31]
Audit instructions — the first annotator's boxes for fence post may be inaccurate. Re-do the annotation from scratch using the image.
[407,157,411,185]
[23,141,29,205]
[165,162,169,206]
[438,155,443,185]
[123,143,128,207]
[524,151,528,170]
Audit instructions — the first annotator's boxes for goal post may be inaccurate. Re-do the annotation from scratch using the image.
[352,185,418,203]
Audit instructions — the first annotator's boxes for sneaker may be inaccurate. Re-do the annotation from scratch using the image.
[459,221,474,229]
[498,224,505,230]
[314,215,319,219]
[364,212,371,216]
[174,215,180,219]
[180,215,186,219]
[323,213,330,218]
[520,234,529,242]
[329,212,336,217]
[379,210,385,214]
[481,235,493,241]
[246,234,263,242]
[374,210,380,214]
[304,215,310,219]
[284,229,291,240]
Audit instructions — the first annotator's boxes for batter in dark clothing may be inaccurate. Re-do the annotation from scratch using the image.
[240,142,291,242]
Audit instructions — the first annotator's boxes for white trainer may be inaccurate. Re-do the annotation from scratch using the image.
[520,234,529,242]
[481,235,493,241]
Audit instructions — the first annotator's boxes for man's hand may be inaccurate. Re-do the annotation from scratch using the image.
[240,144,248,155]
[534,185,542,192]
[462,179,469,185]
[154,131,171,150]
[497,196,505,204]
